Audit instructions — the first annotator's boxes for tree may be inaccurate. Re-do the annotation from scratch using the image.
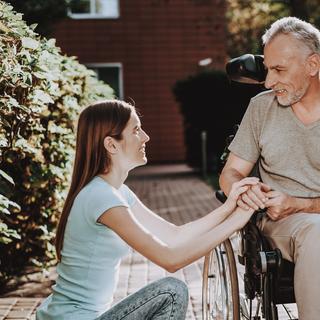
[226,0,320,58]
[226,0,289,57]
[4,0,69,37]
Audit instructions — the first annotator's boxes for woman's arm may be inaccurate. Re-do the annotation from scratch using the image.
[131,198,236,245]
[131,177,259,245]
[98,205,254,273]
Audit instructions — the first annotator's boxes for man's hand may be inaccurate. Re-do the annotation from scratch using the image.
[237,182,272,211]
[264,190,298,220]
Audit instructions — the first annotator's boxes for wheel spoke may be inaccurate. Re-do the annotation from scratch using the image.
[202,240,240,320]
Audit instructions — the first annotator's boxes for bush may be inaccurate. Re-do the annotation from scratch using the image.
[0,2,114,290]
[173,69,265,173]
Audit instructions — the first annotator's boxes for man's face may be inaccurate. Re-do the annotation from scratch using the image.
[264,34,311,106]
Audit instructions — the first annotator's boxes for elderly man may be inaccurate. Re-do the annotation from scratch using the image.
[219,16,320,320]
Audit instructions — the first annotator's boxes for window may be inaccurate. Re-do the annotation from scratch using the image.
[69,0,120,19]
[86,63,123,99]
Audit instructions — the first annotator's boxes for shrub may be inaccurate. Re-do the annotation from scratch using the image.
[0,1,114,290]
[173,69,265,173]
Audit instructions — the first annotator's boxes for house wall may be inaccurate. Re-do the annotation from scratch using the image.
[53,0,227,162]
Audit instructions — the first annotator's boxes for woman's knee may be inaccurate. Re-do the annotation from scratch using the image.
[157,277,189,305]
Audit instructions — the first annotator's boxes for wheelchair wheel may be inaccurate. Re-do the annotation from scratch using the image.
[202,239,240,320]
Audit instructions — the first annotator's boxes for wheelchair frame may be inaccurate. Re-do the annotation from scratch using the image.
[202,53,298,320]
[202,193,297,320]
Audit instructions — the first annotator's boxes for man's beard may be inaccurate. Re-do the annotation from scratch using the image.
[276,83,309,107]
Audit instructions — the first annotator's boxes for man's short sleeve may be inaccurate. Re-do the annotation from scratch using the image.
[228,98,261,164]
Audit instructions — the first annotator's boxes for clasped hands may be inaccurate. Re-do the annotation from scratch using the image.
[225,178,297,221]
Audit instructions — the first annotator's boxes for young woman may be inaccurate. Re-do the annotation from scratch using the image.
[36,100,258,320]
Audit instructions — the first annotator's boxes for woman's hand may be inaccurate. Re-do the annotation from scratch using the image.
[224,177,260,212]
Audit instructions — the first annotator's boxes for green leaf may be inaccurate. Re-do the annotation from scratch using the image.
[21,37,40,50]
[0,170,14,185]
[0,135,8,147]
[29,23,38,31]
[32,89,55,104]
[1,207,10,215]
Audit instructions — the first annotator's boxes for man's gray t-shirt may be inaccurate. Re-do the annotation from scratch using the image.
[229,90,320,198]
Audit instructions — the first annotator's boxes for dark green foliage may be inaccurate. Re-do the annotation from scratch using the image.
[173,69,265,173]
[0,2,113,291]
[69,0,90,14]
[227,0,320,57]
[4,0,68,37]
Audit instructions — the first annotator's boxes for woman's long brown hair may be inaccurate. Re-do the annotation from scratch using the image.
[55,100,134,260]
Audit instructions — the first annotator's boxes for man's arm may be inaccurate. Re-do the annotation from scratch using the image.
[220,152,269,211]
[221,154,320,219]
[219,153,253,195]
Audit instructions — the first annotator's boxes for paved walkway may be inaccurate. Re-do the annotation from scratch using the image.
[0,164,298,319]
[0,164,216,319]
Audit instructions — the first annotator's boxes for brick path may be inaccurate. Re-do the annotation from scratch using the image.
[0,164,298,319]
[116,166,219,319]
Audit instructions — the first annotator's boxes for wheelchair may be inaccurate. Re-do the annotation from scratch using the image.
[202,54,297,320]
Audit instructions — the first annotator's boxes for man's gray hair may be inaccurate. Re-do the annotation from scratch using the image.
[262,16,320,54]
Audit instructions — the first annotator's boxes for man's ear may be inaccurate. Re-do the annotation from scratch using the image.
[307,53,320,76]
[103,136,117,154]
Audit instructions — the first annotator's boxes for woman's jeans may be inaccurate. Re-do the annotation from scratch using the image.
[97,277,189,319]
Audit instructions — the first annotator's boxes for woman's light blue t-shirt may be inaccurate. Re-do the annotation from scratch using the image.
[36,176,137,320]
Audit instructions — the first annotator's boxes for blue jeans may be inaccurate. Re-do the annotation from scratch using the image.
[97,277,189,319]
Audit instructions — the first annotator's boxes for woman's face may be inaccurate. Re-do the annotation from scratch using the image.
[117,111,150,170]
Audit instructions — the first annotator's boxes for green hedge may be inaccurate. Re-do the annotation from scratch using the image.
[0,2,114,290]
[173,69,265,173]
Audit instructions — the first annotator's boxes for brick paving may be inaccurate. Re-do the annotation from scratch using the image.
[0,164,298,319]
[116,166,219,320]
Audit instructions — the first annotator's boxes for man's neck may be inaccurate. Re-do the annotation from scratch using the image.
[291,79,320,124]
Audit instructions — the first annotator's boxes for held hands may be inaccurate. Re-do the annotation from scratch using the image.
[236,182,298,221]
[224,177,260,212]
[236,181,271,211]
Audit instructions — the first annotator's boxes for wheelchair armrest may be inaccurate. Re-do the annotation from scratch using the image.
[215,190,227,203]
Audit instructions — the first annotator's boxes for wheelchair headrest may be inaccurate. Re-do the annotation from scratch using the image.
[226,54,266,84]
